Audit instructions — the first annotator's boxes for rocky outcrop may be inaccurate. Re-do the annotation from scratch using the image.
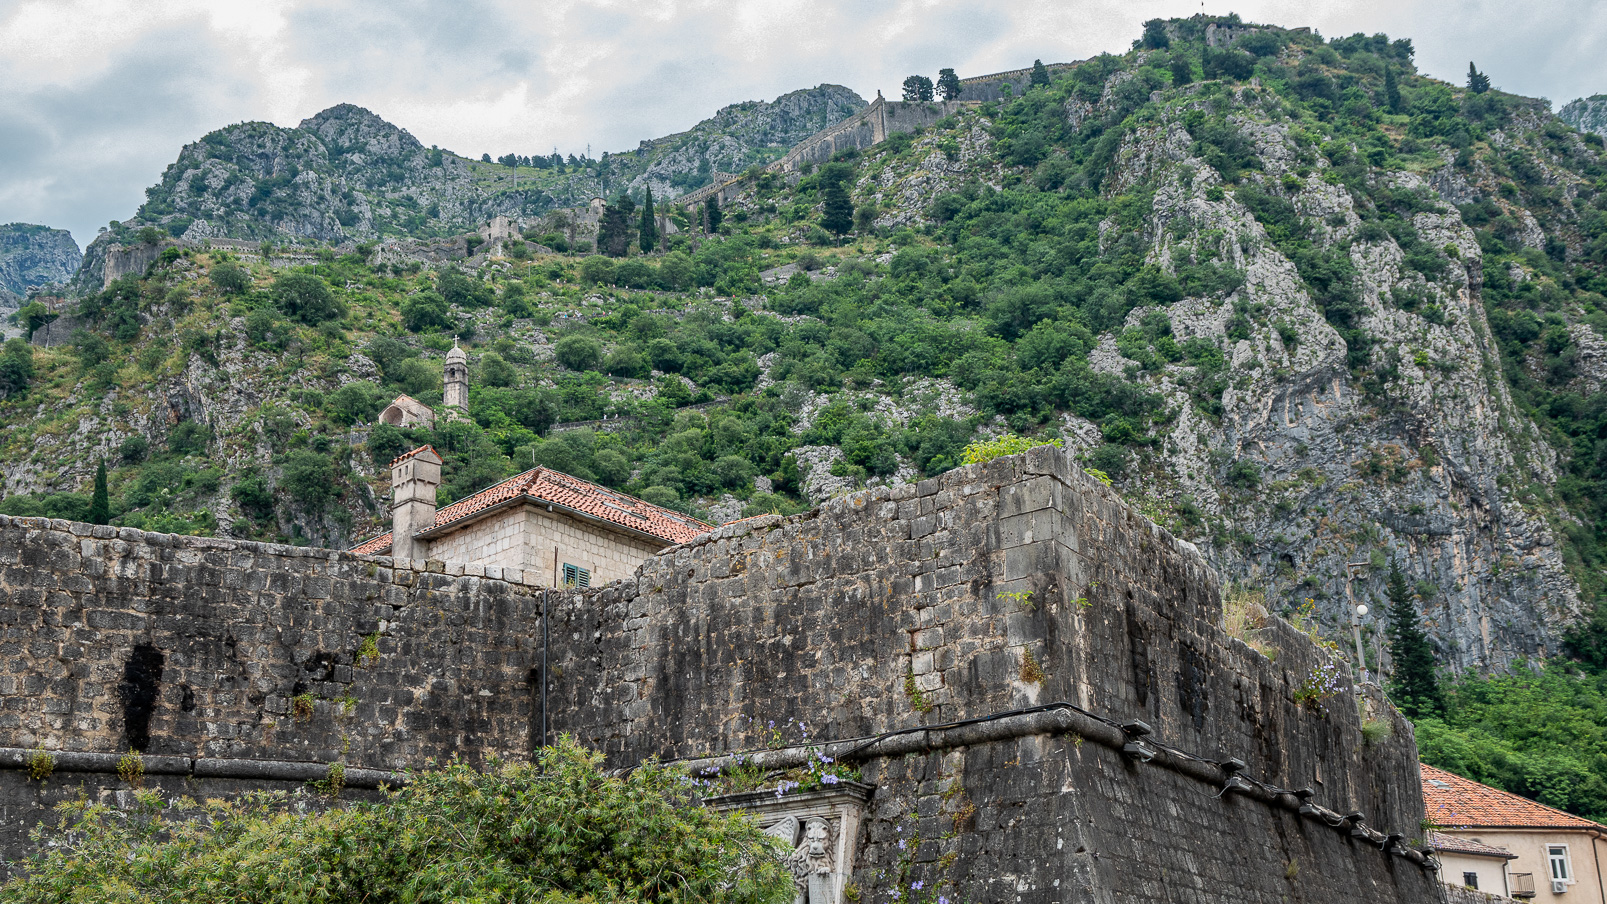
[1560,95,1607,136]
[0,223,80,298]
[70,88,867,290]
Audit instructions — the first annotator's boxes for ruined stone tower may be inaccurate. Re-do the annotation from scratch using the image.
[444,339,468,414]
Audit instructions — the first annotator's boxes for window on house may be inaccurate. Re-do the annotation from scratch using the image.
[1549,845,1572,882]
[562,563,591,588]
[1462,872,1478,889]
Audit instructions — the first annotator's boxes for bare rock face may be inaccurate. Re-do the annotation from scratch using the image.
[1560,95,1607,136]
[0,223,81,299]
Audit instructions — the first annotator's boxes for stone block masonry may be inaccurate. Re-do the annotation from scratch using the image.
[0,449,1448,902]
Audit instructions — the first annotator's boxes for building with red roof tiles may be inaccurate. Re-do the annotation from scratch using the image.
[1423,763,1607,899]
[350,444,712,587]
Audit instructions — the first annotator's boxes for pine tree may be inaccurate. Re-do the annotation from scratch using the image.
[89,459,109,526]
[704,196,722,234]
[1385,565,1444,718]
[937,68,962,102]
[639,186,656,254]
[819,163,854,237]
[1384,65,1402,113]
[1030,59,1050,88]
[598,193,636,257]
[901,75,934,102]
[1467,62,1491,95]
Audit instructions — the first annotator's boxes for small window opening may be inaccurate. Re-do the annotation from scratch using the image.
[562,563,591,588]
[1549,845,1571,881]
[1462,872,1478,889]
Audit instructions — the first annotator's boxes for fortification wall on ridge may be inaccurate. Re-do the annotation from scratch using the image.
[0,449,1445,902]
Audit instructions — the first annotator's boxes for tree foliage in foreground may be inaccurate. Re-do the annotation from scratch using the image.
[0,738,792,904]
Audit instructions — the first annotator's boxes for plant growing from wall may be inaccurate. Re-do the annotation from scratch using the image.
[904,666,934,714]
[25,748,55,782]
[116,749,144,787]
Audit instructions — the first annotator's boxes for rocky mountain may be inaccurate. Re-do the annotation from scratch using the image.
[6,17,1607,684]
[0,223,80,305]
[72,87,864,289]
[1561,95,1607,136]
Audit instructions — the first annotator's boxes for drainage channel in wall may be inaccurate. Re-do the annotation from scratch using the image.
[0,748,405,790]
[669,701,1441,873]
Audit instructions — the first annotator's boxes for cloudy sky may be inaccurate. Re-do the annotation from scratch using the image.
[2,0,1604,249]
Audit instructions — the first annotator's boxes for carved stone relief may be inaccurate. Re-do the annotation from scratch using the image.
[707,782,873,904]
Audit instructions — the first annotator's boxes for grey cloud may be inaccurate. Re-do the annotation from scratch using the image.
[2,0,1605,250]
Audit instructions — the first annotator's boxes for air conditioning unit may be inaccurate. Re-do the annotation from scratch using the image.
[1553,879,1569,894]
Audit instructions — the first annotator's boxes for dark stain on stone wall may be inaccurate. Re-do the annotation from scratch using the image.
[116,643,164,752]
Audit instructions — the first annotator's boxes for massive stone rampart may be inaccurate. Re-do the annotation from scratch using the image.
[0,448,1445,901]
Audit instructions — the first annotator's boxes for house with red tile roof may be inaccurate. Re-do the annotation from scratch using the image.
[351,444,712,588]
[1423,763,1607,900]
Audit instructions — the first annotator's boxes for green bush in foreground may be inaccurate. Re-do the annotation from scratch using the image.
[1,737,792,904]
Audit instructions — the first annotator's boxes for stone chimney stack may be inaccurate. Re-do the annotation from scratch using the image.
[444,339,468,414]
[389,445,442,561]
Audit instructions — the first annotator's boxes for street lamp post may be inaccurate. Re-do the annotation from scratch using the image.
[1346,562,1372,684]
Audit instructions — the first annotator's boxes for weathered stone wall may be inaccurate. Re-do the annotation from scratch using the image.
[540,446,1443,902]
[0,449,1445,901]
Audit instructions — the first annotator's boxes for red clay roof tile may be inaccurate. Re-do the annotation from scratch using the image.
[349,466,711,557]
[1422,764,1607,831]
[1427,831,1517,859]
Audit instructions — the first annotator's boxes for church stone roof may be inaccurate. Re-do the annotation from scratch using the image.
[350,466,712,557]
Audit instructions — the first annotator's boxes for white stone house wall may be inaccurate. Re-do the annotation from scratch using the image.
[422,503,665,587]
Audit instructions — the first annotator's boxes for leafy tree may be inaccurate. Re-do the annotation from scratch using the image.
[580,255,617,286]
[937,67,962,101]
[902,75,935,101]
[1169,53,1194,87]
[88,460,109,525]
[168,420,212,456]
[819,162,855,237]
[639,185,657,254]
[209,261,251,294]
[325,381,387,426]
[436,269,494,308]
[478,351,518,388]
[400,292,451,332]
[0,338,36,398]
[279,449,337,512]
[1138,18,1169,49]
[3,738,789,904]
[555,335,604,372]
[271,272,344,325]
[1030,59,1050,88]
[1467,61,1491,94]
[1386,565,1444,717]
[14,301,56,339]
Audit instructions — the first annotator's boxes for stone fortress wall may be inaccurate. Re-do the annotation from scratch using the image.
[0,447,1445,902]
[676,61,1081,213]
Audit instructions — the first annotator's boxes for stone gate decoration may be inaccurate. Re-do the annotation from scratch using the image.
[707,783,873,904]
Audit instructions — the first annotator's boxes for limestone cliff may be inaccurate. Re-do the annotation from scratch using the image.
[1560,95,1607,136]
[0,223,80,308]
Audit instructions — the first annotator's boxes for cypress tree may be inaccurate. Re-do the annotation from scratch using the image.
[1467,62,1491,95]
[819,163,854,237]
[704,196,722,234]
[1030,59,1050,88]
[89,459,110,525]
[639,186,656,254]
[1385,565,1444,718]
[1384,65,1402,113]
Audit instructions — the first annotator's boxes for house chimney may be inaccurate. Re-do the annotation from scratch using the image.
[389,445,442,561]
